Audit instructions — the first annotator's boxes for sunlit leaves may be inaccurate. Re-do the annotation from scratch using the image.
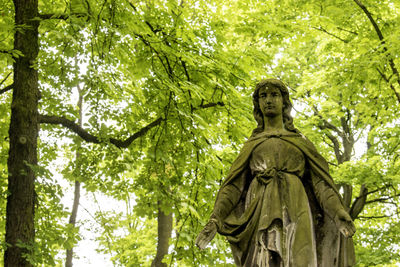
[1,0,400,265]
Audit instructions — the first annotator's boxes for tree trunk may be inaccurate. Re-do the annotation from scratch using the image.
[65,181,81,267]
[65,81,83,267]
[151,203,172,267]
[5,0,39,266]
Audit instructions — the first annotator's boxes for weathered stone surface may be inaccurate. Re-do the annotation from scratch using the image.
[196,79,356,266]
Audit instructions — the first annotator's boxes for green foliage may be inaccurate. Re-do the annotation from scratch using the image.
[0,71,11,267]
[98,212,158,266]
[1,0,400,265]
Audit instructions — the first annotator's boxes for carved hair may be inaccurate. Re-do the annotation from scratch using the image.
[251,78,297,136]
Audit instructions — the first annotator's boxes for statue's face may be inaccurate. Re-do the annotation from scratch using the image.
[258,86,283,117]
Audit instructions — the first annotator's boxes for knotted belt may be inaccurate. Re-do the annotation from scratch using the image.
[255,168,298,185]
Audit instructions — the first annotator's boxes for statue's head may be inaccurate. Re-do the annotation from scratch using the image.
[252,78,297,135]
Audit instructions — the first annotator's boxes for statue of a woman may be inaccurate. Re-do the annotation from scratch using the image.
[196,79,356,266]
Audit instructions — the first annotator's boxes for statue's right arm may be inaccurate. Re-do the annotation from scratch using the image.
[210,178,244,229]
[196,171,246,249]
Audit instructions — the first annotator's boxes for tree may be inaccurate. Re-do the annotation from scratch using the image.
[2,0,252,265]
[246,0,400,264]
[1,0,399,266]
[4,1,39,266]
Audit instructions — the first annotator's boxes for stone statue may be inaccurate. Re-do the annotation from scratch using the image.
[196,79,356,266]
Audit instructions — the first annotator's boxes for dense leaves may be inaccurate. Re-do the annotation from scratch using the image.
[1,0,399,266]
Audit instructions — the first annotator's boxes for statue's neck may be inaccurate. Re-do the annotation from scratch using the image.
[263,114,284,133]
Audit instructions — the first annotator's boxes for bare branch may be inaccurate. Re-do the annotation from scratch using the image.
[358,215,391,219]
[340,113,354,162]
[336,27,358,35]
[39,115,99,143]
[312,105,355,164]
[376,67,400,103]
[181,59,190,81]
[365,193,400,204]
[350,184,368,219]
[0,83,13,95]
[364,185,391,196]
[342,184,353,208]
[312,26,349,43]
[325,131,343,163]
[127,1,137,12]
[39,114,164,148]
[327,161,338,167]
[195,101,225,110]
[0,50,12,55]
[0,72,12,87]
[322,135,336,150]
[340,116,350,137]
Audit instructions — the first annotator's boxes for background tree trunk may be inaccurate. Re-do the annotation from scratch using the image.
[65,180,81,267]
[65,83,83,267]
[5,0,39,266]
[151,203,172,267]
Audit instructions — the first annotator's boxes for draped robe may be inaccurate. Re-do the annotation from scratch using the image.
[210,132,355,267]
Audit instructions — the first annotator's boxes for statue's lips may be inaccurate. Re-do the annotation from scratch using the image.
[264,106,275,109]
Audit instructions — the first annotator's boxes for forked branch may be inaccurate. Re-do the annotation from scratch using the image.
[39,115,164,148]
[39,101,224,148]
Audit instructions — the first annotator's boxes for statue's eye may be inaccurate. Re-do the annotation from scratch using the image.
[260,93,267,98]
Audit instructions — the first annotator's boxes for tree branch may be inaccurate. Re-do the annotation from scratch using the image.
[376,67,400,103]
[127,2,163,35]
[313,105,344,137]
[38,102,224,148]
[322,135,336,150]
[313,108,343,162]
[365,193,400,204]
[311,26,349,43]
[195,101,225,110]
[38,13,87,20]
[325,131,343,163]
[364,184,391,196]
[340,115,351,137]
[181,59,190,81]
[336,26,358,36]
[0,72,12,87]
[353,0,400,103]
[0,50,12,55]
[340,113,354,162]
[352,0,384,41]
[357,215,391,219]
[349,184,368,219]
[0,83,13,95]
[39,114,164,148]
[342,184,353,208]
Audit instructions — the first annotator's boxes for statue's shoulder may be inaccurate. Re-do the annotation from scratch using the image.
[281,133,326,161]
[287,133,331,171]
[288,132,317,149]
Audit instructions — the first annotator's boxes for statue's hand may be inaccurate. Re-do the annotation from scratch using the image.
[195,220,218,249]
[335,209,356,238]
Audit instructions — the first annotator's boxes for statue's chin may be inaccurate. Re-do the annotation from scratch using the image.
[262,110,280,117]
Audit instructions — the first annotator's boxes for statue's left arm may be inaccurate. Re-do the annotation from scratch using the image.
[311,174,356,237]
